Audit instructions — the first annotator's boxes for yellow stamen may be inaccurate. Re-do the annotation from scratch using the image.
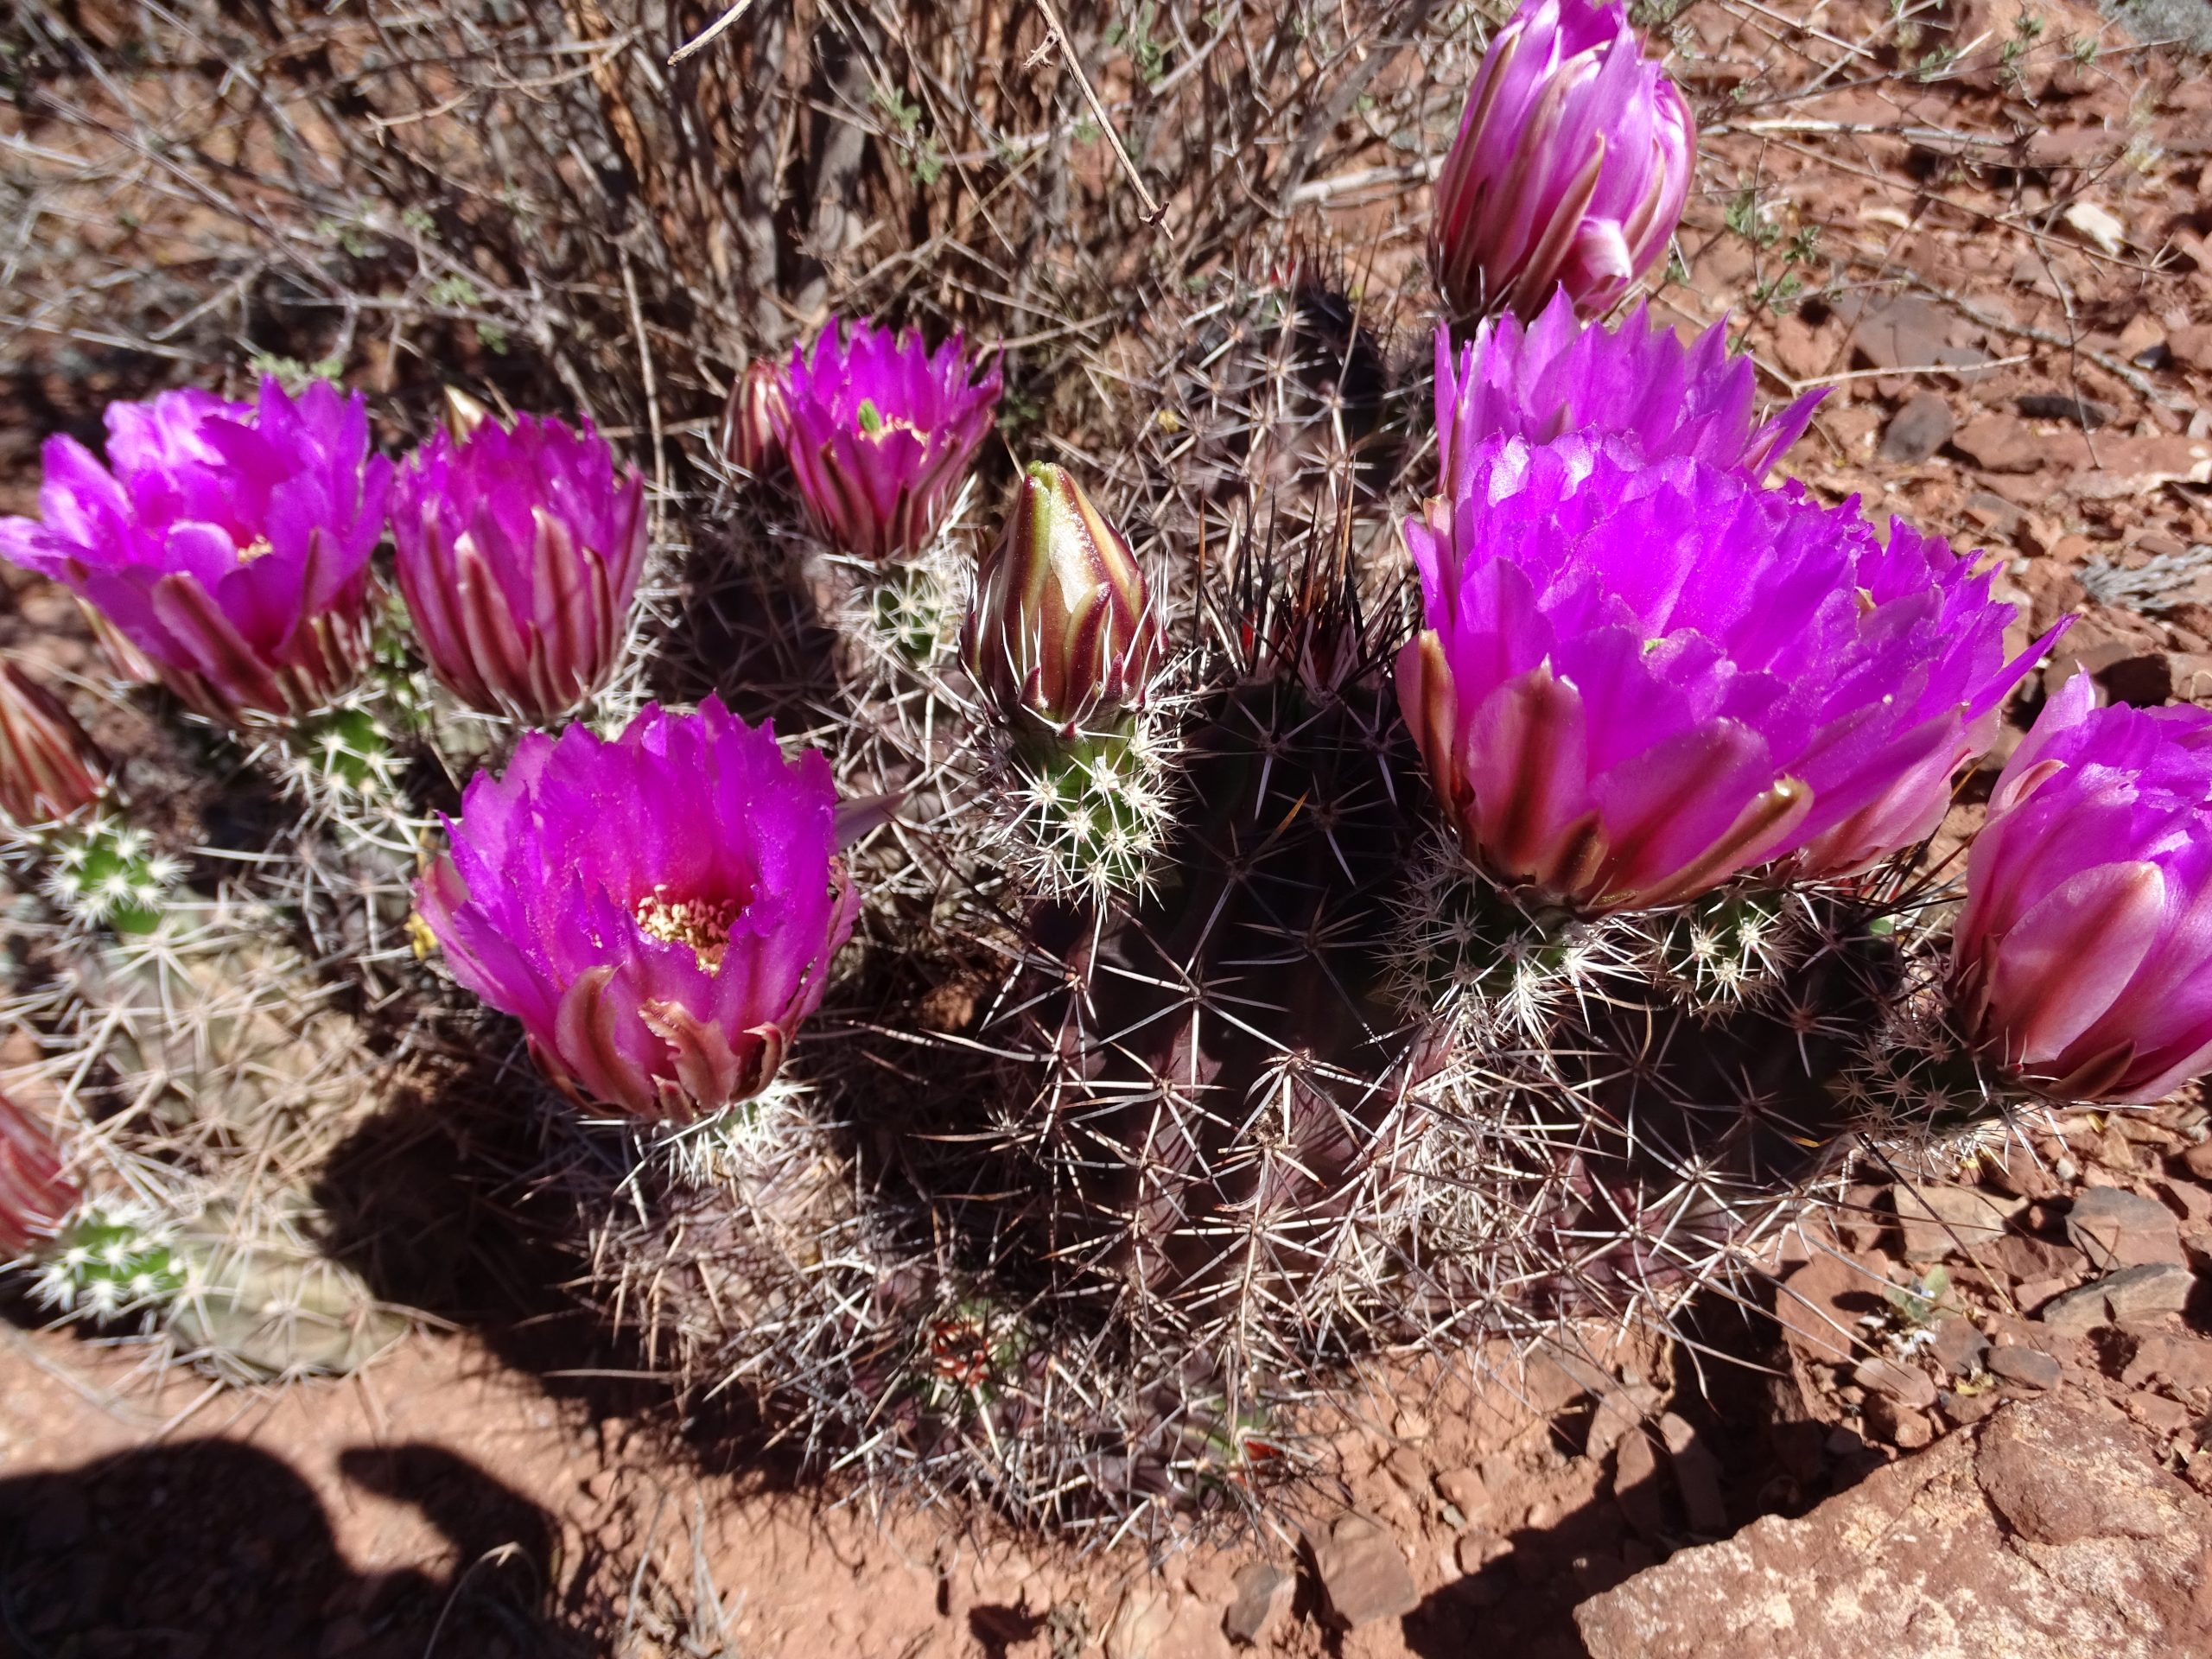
[634,888,741,971]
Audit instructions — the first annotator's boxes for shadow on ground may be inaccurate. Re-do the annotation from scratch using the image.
[0,1438,592,1658]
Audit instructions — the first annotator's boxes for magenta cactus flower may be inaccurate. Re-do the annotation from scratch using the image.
[1436,292,1823,486]
[0,379,391,725]
[1952,675,2212,1103]
[394,411,646,725]
[721,359,790,476]
[416,698,858,1122]
[782,316,1002,562]
[1398,435,2058,912]
[1431,0,1694,322]
[963,462,1161,734]
[0,661,107,826]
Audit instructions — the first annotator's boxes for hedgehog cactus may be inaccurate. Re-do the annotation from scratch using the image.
[3,206,2200,1539]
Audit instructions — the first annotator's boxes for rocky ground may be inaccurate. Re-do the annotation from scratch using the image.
[4,0,2212,1654]
[3,1109,2209,1657]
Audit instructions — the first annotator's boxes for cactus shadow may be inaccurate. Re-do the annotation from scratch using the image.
[308,1043,817,1497]
[308,1049,663,1418]
[0,1437,592,1657]
[1402,1291,1857,1659]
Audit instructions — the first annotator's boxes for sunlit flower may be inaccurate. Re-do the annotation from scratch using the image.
[1435,292,1822,485]
[416,699,858,1122]
[1399,435,2056,912]
[1953,674,2212,1103]
[0,379,391,724]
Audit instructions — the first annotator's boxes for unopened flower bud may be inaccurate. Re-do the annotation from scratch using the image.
[0,660,107,826]
[963,463,1160,734]
[1953,674,2212,1103]
[1431,0,1694,321]
[394,411,646,725]
[720,359,789,475]
[0,1089,79,1256]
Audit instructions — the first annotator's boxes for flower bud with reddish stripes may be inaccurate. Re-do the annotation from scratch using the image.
[394,412,646,726]
[720,359,789,476]
[1952,675,2212,1103]
[0,660,106,826]
[962,463,1160,735]
[1431,0,1693,322]
[0,1089,79,1256]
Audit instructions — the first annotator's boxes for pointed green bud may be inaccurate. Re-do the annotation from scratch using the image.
[962,463,1160,734]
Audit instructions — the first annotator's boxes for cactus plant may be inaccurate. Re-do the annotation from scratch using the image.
[0,50,2193,1543]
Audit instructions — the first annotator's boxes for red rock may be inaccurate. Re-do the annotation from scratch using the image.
[2170,324,2212,375]
[1929,1317,1990,1378]
[2066,1187,2186,1270]
[1952,412,2043,472]
[2122,1332,2212,1393]
[1612,1428,1668,1541]
[1879,393,1955,463]
[1433,1466,1493,1524]
[1989,1344,2063,1389]
[1853,1357,1938,1409]
[1993,1232,2087,1281]
[2184,1139,2212,1181]
[2126,1393,2196,1436]
[1658,1413,1728,1537]
[1977,1400,2198,1545]
[1584,1385,1662,1464]
[1774,1251,1885,1363]
[1863,1395,1935,1449]
[1846,295,1993,382]
[1891,1180,2024,1261]
[1576,1400,2212,1659]
[1306,1514,1417,1630]
[1221,1562,1294,1648]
